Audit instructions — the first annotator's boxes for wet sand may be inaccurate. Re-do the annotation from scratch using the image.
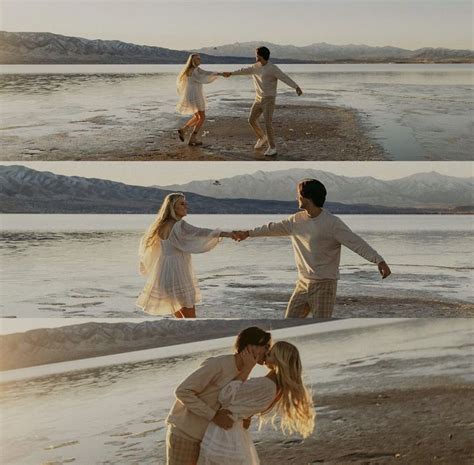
[2,103,387,161]
[259,385,474,465]
[136,103,387,161]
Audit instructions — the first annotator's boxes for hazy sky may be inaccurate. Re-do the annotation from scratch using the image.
[1,1,472,50]
[3,162,471,186]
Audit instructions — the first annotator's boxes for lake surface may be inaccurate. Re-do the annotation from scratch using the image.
[0,64,472,160]
[0,214,472,318]
[0,319,471,465]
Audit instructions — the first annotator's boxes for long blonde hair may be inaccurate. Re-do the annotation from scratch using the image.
[143,193,185,249]
[178,53,199,83]
[264,341,315,438]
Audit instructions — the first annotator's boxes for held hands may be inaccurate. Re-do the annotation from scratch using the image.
[212,408,234,430]
[378,261,392,279]
[231,230,250,242]
[217,72,232,78]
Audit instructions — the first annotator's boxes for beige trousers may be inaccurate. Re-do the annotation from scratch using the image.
[285,279,338,318]
[166,428,201,465]
[248,97,276,148]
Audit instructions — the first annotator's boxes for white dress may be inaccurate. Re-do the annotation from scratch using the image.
[136,220,221,315]
[176,67,219,115]
[198,378,277,465]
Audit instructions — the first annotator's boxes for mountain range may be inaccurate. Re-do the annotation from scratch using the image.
[160,169,473,210]
[0,32,300,65]
[195,41,474,63]
[0,166,470,214]
[1,32,472,64]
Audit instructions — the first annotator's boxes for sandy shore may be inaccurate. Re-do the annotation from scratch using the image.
[259,384,473,465]
[137,103,387,161]
[2,102,387,161]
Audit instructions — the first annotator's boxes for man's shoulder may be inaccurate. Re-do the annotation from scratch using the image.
[201,354,234,368]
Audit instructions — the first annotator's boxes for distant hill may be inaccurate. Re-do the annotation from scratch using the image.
[1,32,472,64]
[0,165,459,214]
[160,169,473,210]
[196,41,474,63]
[0,32,311,65]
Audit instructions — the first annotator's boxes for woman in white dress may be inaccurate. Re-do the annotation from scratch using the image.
[176,53,221,146]
[198,341,315,465]
[136,192,232,318]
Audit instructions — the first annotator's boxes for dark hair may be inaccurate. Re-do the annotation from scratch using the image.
[235,327,271,353]
[298,179,327,207]
[256,46,270,61]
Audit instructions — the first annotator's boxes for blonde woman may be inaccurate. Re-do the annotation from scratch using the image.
[136,193,232,318]
[198,341,315,465]
[176,53,221,146]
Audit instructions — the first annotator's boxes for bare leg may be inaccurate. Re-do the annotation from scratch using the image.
[173,306,196,318]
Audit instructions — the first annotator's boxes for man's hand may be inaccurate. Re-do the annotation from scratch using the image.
[212,409,234,430]
[378,261,391,279]
[296,86,303,96]
[243,417,252,430]
[232,230,250,242]
[223,72,232,78]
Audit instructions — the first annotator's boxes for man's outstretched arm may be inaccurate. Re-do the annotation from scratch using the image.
[274,66,302,95]
[333,218,391,279]
[232,217,294,241]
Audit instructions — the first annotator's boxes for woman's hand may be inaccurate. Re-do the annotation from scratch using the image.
[240,347,257,370]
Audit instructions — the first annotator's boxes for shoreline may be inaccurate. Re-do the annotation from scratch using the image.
[0,102,388,161]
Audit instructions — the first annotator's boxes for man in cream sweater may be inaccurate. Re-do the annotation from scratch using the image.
[166,326,271,465]
[233,179,392,318]
[223,46,302,157]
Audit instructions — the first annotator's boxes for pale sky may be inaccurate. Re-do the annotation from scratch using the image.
[3,162,472,186]
[1,1,472,50]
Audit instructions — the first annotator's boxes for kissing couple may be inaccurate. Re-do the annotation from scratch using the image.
[165,326,315,465]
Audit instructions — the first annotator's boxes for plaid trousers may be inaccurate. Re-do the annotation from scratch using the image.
[166,428,201,465]
[285,279,338,318]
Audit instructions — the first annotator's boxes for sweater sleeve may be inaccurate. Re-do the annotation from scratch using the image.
[249,216,294,237]
[231,64,257,76]
[333,217,384,264]
[174,357,223,422]
[273,65,299,89]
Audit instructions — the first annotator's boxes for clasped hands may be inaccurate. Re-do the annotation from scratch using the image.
[216,72,232,78]
[220,230,249,241]
[231,230,249,241]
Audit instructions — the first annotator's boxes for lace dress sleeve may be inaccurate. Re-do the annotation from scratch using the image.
[168,220,222,253]
[218,378,277,419]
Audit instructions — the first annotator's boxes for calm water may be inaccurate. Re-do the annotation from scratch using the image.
[0,214,472,318]
[0,319,471,465]
[0,64,472,160]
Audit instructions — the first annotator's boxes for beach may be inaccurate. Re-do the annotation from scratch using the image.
[0,102,386,162]
[1,63,472,161]
[133,103,386,162]
[1,318,472,465]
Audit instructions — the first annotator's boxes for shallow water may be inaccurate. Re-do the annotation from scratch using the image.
[0,214,472,318]
[0,318,472,465]
[0,64,472,160]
